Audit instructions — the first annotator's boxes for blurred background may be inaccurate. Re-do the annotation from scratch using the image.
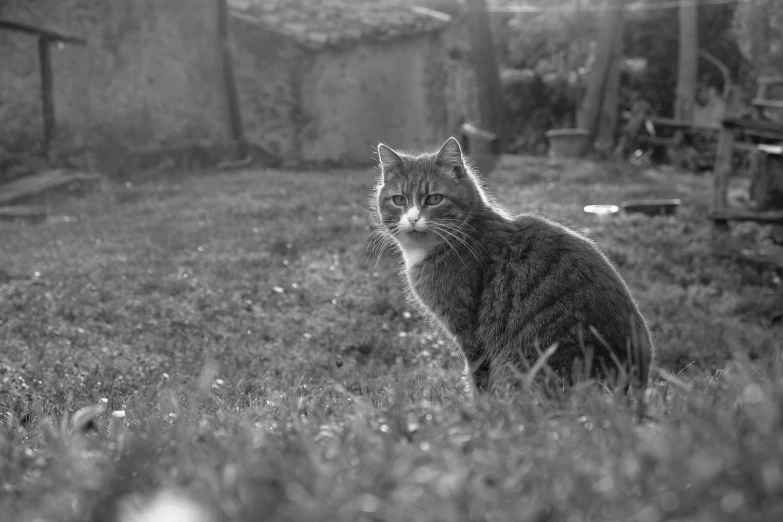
[2,0,781,181]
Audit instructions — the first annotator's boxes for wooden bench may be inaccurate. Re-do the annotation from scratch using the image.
[709,77,783,226]
[633,116,720,171]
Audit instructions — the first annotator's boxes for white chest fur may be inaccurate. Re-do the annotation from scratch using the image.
[399,243,429,271]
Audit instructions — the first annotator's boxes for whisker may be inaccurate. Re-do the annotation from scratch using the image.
[431,224,483,266]
[430,221,487,258]
[440,227,487,257]
[430,228,465,266]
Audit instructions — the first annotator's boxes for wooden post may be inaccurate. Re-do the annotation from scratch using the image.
[711,124,735,215]
[577,0,626,156]
[596,8,625,153]
[217,0,245,158]
[675,0,698,121]
[38,35,55,153]
[465,0,506,151]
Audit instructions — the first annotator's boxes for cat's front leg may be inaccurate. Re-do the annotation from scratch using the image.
[463,342,491,393]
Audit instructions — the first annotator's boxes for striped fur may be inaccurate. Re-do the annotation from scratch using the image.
[371,138,654,394]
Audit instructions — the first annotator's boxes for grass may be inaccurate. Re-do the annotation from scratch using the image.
[1,156,782,521]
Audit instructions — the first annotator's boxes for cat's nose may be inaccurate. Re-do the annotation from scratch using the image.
[408,215,420,224]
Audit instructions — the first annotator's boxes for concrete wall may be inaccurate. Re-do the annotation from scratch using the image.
[299,33,449,165]
[440,12,482,140]
[230,19,309,160]
[0,0,227,165]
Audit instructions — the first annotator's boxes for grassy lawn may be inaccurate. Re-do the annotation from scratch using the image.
[1,156,782,521]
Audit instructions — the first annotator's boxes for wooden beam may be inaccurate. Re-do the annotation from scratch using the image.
[38,36,55,153]
[0,19,86,45]
[465,0,507,150]
[0,205,48,220]
[577,0,626,156]
[0,170,100,206]
[675,0,697,121]
[712,125,736,214]
[217,0,245,158]
[708,209,783,224]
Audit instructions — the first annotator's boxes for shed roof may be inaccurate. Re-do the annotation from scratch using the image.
[229,0,452,49]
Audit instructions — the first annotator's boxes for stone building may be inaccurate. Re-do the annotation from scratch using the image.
[0,0,228,172]
[1,0,478,172]
[229,0,454,166]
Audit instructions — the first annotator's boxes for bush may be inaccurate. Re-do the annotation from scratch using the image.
[501,69,579,155]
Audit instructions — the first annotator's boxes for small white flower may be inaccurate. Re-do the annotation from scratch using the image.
[100,398,109,404]
[272,286,284,293]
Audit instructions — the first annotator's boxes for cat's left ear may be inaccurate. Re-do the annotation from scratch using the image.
[435,137,466,177]
[377,143,404,181]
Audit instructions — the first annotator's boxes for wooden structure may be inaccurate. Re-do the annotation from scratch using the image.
[0,20,86,155]
[639,116,719,171]
[709,77,783,225]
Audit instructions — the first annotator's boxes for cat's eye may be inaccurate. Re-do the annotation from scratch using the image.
[391,195,406,206]
[425,194,443,206]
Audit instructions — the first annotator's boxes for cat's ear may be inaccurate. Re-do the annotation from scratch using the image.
[377,143,404,180]
[435,137,465,177]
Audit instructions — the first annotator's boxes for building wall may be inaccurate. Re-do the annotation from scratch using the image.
[299,33,449,166]
[440,12,482,140]
[230,19,309,161]
[0,0,227,165]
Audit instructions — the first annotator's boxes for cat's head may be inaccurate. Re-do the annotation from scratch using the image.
[373,137,486,246]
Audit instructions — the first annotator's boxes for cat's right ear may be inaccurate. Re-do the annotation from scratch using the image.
[435,137,466,178]
[377,143,404,181]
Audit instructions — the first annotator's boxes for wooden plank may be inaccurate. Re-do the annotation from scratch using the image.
[0,19,86,45]
[637,135,678,147]
[0,205,48,220]
[758,144,783,155]
[576,0,626,156]
[217,0,245,159]
[708,209,783,223]
[752,99,783,110]
[38,36,55,152]
[712,126,736,213]
[646,116,718,132]
[0,170,100,205]
[722,117,783,134]
[743,128,783,141]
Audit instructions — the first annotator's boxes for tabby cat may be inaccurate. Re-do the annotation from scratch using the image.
[371,137,654,394]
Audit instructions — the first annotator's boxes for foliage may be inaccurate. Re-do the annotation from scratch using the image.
[1,158,783,520]
[501,70,579,152]
[624,0,748,117]
[494,0,748,151]
[732,0,783,77]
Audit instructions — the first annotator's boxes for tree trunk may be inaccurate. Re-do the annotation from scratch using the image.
[675,0,698,121]
[596,10,625,153]
[465,0,506,150]
[576,0,625,156]
[217,0,245,159]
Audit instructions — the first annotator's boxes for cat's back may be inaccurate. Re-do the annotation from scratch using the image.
[483,213,604,267]
[479,212,642,330]
[478,211,652,382]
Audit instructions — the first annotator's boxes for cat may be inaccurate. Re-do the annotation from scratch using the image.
[371,137,654,395]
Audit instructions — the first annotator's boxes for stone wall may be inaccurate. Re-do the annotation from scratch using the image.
[230,19,311,161]
[299,33,449,165]
[440,11,482,140]
[0,0,227,168]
